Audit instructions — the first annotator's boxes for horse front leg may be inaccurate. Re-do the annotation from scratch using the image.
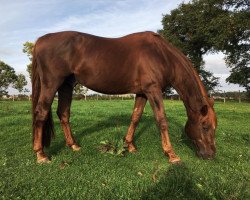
[125,94,147,152]
[145,88,181,164]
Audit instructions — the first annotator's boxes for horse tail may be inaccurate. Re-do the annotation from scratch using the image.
[32,44,54,147]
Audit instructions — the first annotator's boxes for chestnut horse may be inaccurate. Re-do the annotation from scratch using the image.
[32,31,217,164]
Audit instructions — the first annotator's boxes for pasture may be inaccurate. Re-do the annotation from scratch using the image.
[0,100,249,199]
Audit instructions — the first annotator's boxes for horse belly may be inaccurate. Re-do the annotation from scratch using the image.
[74,66,140,95]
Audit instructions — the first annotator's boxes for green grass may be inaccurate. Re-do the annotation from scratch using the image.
[0,100,249,200]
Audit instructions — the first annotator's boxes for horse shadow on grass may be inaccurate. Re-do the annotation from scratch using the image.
[48,113,153,156]
[169,118,196,152]
[48,113,196,157]
[141,164,210,200]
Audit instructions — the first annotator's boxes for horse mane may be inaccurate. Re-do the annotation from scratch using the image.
[153,34,208,112]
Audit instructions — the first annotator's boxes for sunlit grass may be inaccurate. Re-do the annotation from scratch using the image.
[0,100,249,199]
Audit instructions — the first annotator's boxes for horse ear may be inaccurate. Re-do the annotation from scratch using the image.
[200,105,208,116]
[208,97,214,107]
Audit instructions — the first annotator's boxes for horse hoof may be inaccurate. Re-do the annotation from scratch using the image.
[171,160,182,165]
[169,157,181,164]
[129,148,137,153]
[127,144,137,153]
[71,144,81,151]
[37,157,51,164]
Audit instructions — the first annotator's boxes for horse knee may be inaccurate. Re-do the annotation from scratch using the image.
[159,123,168,132]
[131,114,140,126]
[157,118,168,131]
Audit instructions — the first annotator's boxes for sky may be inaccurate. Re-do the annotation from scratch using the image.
[0,0,245,94]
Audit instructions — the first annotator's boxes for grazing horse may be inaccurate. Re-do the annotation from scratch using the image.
[32,31,217,164]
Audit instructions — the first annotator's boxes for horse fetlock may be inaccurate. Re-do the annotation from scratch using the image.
[169,155,181,164]
[124,139,137,152]
[164,150,181,163]
[167,152,181,164]
[33,146,41,153]
[127,143,137,153]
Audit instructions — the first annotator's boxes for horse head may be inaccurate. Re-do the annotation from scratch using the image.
[185,98,217,159]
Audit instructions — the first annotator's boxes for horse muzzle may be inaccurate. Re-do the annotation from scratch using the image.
[192,139,216,160]
[196,149,216,160]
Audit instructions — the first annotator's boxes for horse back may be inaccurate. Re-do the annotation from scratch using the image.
[34,31,173,94]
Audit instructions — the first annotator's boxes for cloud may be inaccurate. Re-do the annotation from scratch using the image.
[39,0,175,37]
[204,52,229,74]
[214,73,245,92]
[203,53,246,91]
[0,48,15,56]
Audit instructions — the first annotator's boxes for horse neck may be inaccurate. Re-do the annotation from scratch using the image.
[154,36,209,117]
[171,62,209,118]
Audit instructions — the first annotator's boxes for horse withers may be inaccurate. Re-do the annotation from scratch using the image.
[31,31,217,163]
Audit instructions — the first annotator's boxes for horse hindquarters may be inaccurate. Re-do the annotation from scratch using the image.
[32,53,64,163]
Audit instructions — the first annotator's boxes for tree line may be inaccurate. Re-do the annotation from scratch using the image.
[1,0,249,97]
[0,61,28,96]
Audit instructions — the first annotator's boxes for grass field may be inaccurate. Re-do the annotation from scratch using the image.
[0,100,249,200]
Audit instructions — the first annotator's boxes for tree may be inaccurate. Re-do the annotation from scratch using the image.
[23,41,34,79]
[159,0,249,94]
[13,74,28,94]
[0,61,17,96]
[74,84,88,100]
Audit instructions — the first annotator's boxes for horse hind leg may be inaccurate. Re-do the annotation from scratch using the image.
[57,79,80,151]
[33,85,58,163]
[125,94,147,152]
